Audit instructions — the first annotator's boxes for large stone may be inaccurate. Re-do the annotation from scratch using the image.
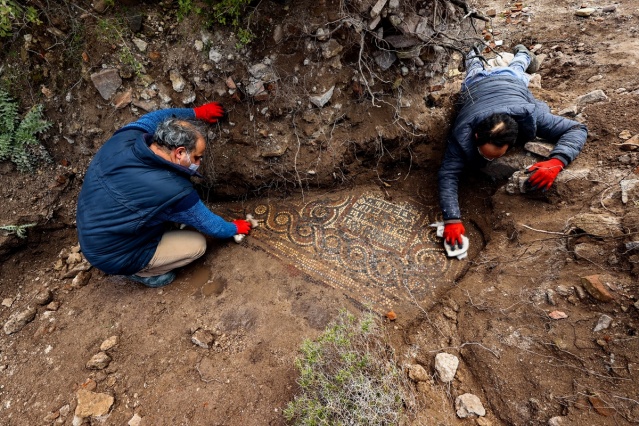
[191,328,215,349]
[374,50,397,70]
[169,70,186,93]
[74,389,114,418]
[434,352,459,383]
[370,0,388,18]
[249,63,269,79]
[576,89,609,107]
[86,352,112,370]
[3,306,37,334]
[568,213,624,237]
[71,270,92,287]
[384,35,420,49]
[100,336,119,351]
[620,179,639,204]
[593,314,612,332]
[455,393,486,418]
[414,17,435,41]
[112,90,132,109]
[580,275,614,302]
[321,39,343,59]
[573,242,604,262]
[34,289,53,305]
[309,86,335,108]
[92,0,108,13]
[408,364,429,382]
[90,69,122,100]
[128,413,143,426]
[132,37,147,52]
[525,141,555,158]
[575,8,596,17]
[482,151,534,181]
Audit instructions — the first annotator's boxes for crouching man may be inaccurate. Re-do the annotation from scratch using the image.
[77,103,252,287]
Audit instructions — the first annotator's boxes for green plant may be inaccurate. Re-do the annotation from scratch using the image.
[284,311,416,425]
[0,223,36,238]
[0,89,51,172]
[205,0,255,48]
[0,0,41,38]
[177,0,195,21]
[95,17,143,76]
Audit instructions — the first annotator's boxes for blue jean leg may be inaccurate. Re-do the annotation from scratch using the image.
[508,52,531,74]
[462,52,532,90]
[465,56,485,81]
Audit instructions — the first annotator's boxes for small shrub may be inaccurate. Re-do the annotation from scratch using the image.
[0,223,36,238]
[177,0,196,21]
[0,89,52,172]
[203,0,255,48]
[95,17,143,76]
[284,311,416,425]
[0,1,41,38]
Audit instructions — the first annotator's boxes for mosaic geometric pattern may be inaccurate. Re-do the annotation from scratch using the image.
[221,190,468,312]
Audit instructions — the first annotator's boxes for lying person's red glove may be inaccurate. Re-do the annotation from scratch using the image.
[526,158,564,190]
[443,221,465,248]
[194,102,225,123]
[232,219,251,235]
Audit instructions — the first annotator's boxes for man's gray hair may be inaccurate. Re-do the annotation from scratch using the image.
[154,118,206,151]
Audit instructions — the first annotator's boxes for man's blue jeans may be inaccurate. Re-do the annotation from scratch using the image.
[461,50,532,91]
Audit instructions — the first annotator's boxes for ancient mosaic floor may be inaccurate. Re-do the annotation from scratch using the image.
[220,189,469,311]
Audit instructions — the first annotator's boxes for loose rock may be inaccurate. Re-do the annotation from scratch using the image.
[34,289,53,305]
[90,69,122,100]
[455,393,486,418]
[434,352,459,383]
[86,352,112,370]
[580,275,614,302]
[112,89,132,109]
[593,314,612,332]
[575,7,596,17]
[169,70,186,93]
[568,213,623,238]
[100,336,119,351]
[74,389,114,418]
[132,37,147,52]
[72,271,92,288]
[3,306,37,334]
[128,413,143,426]
[576,89,608,107]
[408,363,429,382]
[309,86,335,108]
[524,141,555,158]
[548,416,565,426]
[191,328,215,349]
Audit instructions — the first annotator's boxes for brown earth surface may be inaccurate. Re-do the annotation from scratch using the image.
[1,0,638,425]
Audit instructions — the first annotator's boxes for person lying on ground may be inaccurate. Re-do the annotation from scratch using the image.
[76,104,252,287]
[438,43,587,249]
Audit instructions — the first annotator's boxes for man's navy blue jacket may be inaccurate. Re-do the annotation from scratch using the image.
[76,125,200,275]
[438,75,587,221]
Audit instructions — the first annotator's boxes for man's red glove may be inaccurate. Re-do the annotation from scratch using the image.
[194,102,225,123]
[526,158,564,190]
[232,219,251,235]
[443,222,465,248]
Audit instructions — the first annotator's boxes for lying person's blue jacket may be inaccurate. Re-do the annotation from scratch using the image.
[438,75,587,221]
